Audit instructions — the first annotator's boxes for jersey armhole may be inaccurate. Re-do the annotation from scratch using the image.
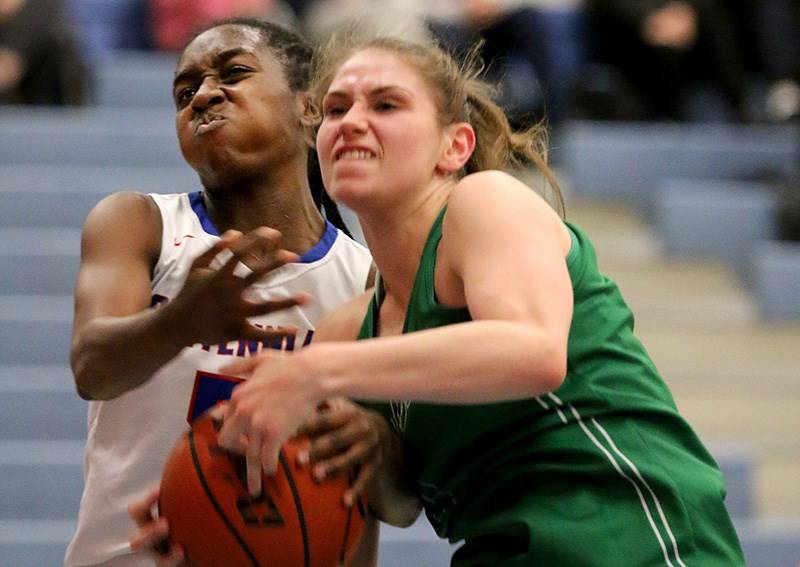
[565,224,580,267]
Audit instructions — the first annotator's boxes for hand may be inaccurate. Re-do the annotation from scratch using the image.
[216,351,322,496]
[169,227,309,346]
[297,398,384,507]
[128,488,185,566]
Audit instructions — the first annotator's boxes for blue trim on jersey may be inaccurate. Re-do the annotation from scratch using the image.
[189,192,337,263]
[298,221,338,264]
[189,191,219,236]
[187,372,244,423]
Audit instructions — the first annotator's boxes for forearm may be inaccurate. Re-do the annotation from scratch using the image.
[313,320,566,405]
[71,305,190,400]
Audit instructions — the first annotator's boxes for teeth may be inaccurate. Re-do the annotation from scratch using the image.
[338,149,374,161]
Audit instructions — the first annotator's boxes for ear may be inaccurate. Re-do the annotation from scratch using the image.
[436,122,475,174]
[296,91,318,147]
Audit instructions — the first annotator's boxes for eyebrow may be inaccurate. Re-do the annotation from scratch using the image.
[324,84,413,101]
[173,47,253,88]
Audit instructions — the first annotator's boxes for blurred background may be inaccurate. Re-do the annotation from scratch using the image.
[1,0,798,565]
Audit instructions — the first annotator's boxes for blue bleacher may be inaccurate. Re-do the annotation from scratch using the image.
[554,120,800,201]
[653,179,780,262]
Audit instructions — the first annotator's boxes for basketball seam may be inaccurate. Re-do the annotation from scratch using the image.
[278,451,310,567]
[188,428,261,567]
[339,501,353,563]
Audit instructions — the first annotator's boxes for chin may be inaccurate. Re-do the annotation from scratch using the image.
[327,182,369,210]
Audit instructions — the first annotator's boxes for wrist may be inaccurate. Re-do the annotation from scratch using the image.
[155,299,196,350]
[298,342,339,402]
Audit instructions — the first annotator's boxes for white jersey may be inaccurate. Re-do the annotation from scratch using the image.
[65,192,372,566]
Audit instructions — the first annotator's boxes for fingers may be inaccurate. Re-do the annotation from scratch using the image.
[297,399,382,502]
[217,404,279,496]
[243,293,311,318]
[246,428,265,497]
[190,231,241,270]
[309,435,380,483]
[241,249,301,286]
[128,489,185,566]
[344,461,378,508]
[220,354,262,377]
[219,227,298,279]
[298,398,352,437]
[129,488,160,527]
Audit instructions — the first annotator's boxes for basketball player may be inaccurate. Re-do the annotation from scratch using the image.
[65,19,382,567]
[216,34,747,565]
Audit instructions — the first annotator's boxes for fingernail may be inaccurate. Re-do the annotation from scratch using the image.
[313,464,325,482]
[296,450,309,467]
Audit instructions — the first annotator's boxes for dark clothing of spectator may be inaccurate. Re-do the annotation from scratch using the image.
[0,0,91,105]
[583,0,751,122]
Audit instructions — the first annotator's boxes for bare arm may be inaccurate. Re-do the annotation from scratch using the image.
[218,171,572,485]
[72,192,304,400]
[71,191,179,400]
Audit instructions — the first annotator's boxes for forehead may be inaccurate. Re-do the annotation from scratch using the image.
[329,48,427,93]
[178,25,271,69]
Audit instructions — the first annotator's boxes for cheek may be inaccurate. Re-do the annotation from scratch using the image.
[315,124,336,169]
[176,123,196,166]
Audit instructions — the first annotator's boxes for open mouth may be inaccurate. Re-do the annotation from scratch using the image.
[195,114,226,135]
[335,148,376,161]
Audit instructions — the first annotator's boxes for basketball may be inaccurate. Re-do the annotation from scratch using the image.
[158,414,366,567]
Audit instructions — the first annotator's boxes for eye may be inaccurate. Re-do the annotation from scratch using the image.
[375,100,398,112]
[322,102,347,117]
[174,86,197,108]
[222,65,252,83]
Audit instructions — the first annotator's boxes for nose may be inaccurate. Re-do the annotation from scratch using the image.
[191,77,225,111]
[338,103,368,136]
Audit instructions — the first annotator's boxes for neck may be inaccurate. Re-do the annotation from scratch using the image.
[201,168,327,256]
[359,190,449,305]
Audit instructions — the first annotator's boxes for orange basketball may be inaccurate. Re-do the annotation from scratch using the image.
[158,414,366,567]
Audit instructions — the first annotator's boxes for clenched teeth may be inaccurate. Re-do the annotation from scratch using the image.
[337,149,375,161]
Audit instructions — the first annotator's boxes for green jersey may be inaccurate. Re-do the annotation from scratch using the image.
[359,207,744,566]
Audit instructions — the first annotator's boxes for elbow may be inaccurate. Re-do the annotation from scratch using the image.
[369,496,422,528]
[528,334,567,395]
[71,352,100,401]
[71,341,114,401]
[542,356,567,394]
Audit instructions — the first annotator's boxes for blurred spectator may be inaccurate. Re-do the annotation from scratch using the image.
[148,0,301,52]
[0,0,91,105]
[425,0,586,128]
[295,0,431,46]
[580,0,752,122]
[726,0,800,122]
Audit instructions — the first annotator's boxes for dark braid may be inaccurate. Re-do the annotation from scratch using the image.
[307,150,354,238]
[195,17,356,236]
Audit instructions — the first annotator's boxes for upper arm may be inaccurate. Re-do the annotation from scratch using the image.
[72,192,162,336]
[438,171,573,343]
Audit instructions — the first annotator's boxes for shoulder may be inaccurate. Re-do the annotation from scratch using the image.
[81,191,162,260]
[314,290,374,343]
[86,191,160,225]
[447,170,556,225]
[444,171,571,253]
